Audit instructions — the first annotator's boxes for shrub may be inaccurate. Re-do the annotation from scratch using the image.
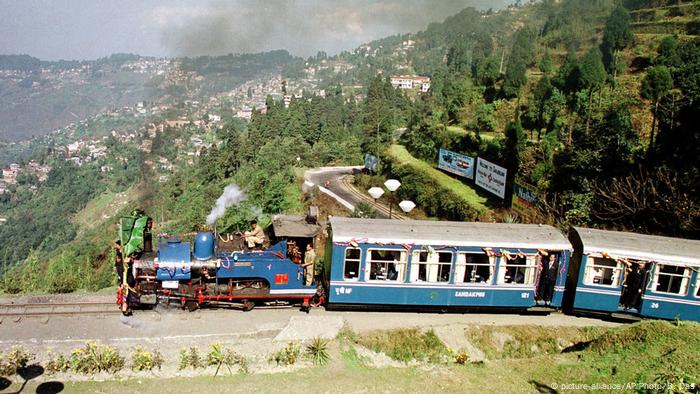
[45,352,70,374]
[206,343,248,375]
[130,346,164,372]
[69,342,124,374]
[187,347,202,369]
[179,347,205,370]
[305,337,330,366]
[388,162,484,221]
[269,342,300,366]
[0,346,34,375]
[351,202,377,219]
[178,348,189,370]
[454,351,470,365]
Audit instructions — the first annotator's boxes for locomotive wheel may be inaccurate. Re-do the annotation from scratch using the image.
[184,300,199,312]
[242,300,255,312]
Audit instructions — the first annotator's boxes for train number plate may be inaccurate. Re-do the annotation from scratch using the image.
[162,280,179,289]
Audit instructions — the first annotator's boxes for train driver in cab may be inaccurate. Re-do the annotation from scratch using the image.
[242,220,267,250]
[303,244,316,285]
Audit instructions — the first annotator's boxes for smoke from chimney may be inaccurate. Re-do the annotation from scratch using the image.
[206,183,247,225]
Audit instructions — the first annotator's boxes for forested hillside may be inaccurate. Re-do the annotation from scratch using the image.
[321,0,700,237]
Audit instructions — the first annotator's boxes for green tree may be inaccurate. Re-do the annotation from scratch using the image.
[361,76,396,155]
[553,51,582,95]
[473,56,500,88]
[601,6,633,81]
[503,56,527,98]
[503,117,526,207]
[654,39,700,174]
[540,50,553,76]
[502,28,536,98]
[640,66,672,158]
[529,76,554,141]
[579,47,607,132]
[655,36,680,68]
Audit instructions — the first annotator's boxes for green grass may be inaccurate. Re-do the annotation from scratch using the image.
[71,186,137,233]
[355,328,449,364]
[339,344,366,369]
[446,125,500,140]
[465,325,604,360]
[388,144,488,211]
[5,321,698,393]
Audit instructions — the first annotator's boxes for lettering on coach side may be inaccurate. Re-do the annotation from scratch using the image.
[455,291,486,298]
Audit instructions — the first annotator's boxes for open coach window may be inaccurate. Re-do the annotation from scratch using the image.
[343,248,361,280]
[653,264,691,295]
[367,249,406,281]
[499,254,537,285]
[410,251,452,283]
[584,257,622,286]
[455,252,494,284]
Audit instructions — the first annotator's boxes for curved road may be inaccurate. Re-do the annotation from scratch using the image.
[304,166,408,220]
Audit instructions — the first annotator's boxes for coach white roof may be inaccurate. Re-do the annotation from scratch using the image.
[329,217,571,250]
[573,227,700,266]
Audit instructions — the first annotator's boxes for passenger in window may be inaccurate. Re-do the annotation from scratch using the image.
[537,253,558,305]
[440,269,450,282]
[387,265,398,280]
[514,270,525,284]
[620,262,646,310]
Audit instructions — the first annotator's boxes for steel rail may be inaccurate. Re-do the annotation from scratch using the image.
[339,175,408,220]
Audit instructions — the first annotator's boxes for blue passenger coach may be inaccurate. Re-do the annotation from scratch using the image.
[326,217,572,310]
[568,227,700,322]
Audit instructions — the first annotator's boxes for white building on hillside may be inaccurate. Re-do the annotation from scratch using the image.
[390,75,431,92]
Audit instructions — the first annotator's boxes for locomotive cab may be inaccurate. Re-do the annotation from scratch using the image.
[269,213,322,267]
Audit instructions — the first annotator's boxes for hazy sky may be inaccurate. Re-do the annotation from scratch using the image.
[0,0,510,60]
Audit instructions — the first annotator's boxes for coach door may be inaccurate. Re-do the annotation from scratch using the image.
[619,261,649,311]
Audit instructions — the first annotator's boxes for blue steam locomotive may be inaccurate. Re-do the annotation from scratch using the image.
[118,213,700,322]
[118,213,320,314]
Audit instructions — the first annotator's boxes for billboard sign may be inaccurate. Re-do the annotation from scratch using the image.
[512,179,540,216]
[437,148,475,179]
[475,158,507,199]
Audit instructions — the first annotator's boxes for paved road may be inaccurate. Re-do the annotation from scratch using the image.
[304,166,408,219]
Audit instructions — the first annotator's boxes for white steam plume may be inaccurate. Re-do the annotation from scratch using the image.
[206,183,247,225]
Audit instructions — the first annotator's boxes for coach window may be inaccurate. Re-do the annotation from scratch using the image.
[367,249,407,281]
[410,251,430,282]
[583,257,622,286]
[455,252,495,284]
[410,251,452,283]
[653,264,691,295]
[695,275,700,298]
[436,252,453,282]
[499,254,537,285]
[343,248,361,280]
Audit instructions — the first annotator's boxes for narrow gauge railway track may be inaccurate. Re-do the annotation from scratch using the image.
[339,175,409,220]
[0,301,121,319]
